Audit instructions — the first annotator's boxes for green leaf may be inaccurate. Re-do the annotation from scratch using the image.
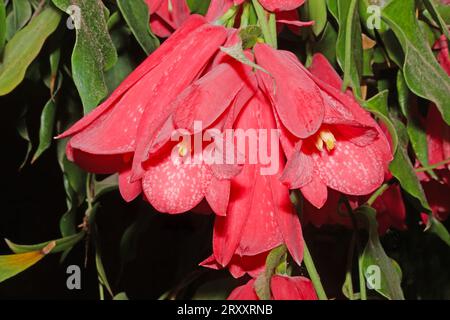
[52,0,117,113]
[314,22,338,65]
[0,242,55,283]
[396,71,435,179]
[307,0,327,36]
[362,90,398,154]
[0,0,6,53]
[5,0,32,40]
[389,115,431,211]
[254,245,287,300]
[117,0,159,55]
[93,174,118,200]
[358,206,404,300]
[426,216,450,247]
[17,107,32,170]
[187,0,211,15]
[31,100,57,162]
[0,6,61,96]
[382,0,450,125]
[335,0,363,97]
[5,232,85,254]
[105,53,134,94]
[423,0,450,41]
[114,292,129,300]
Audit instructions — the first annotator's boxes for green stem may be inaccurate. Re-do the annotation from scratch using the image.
[240,2,251,28]
[344,233,355,299]
[366,182,391,207]
[98,281,105,300]
[341,0,358,92]
[358,251,367,300]
[251,0,276,48]
[303,242,327,300]
[415,158,450,172]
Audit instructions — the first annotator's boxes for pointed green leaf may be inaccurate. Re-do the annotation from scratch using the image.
[0,6,61,95]
[382,0,450,125]
[307,0,327,36]
[5,232,85,254]
[5,0,32,40]
[389,115,431,211]
[426,215,450,247]
[335,0,363,96]
[358,206,404,300]
[52,0,117,113]
[117,0,159,55]
[0,242,55,283]
[0,0,6,52]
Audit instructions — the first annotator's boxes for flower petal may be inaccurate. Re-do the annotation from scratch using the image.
[227,279,259,300]
[300,175,328,209]
[57,15,206,139]
[271,275,318,300]
[259,0,305,12]
[131,24,227,181]
[142,148,212,214]
[119,167,142,202]
[255,43,324,138]
[205,176,230,216]
[313,140,385,196]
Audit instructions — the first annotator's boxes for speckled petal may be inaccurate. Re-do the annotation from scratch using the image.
[313,140,385,196]
[142,150,212,214]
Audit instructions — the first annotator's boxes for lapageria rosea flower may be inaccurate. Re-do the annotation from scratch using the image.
[228,275,317,300]
[57,15,235,214]
[201,92,304,277]
[255,47,393,209]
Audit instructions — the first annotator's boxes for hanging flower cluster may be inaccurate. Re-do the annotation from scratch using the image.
[55,0,449,300]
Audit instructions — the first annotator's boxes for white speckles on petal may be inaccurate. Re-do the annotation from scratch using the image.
[142,151,212,214]
[314,140,384,195]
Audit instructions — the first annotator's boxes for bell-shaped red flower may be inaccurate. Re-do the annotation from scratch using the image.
[57,16,232,214]
[228,275,317,300]
[201,92,304,276]
[256,46,392,209]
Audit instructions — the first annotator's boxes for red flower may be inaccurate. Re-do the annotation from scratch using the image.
[255,47,392,209]
[259,0,305,12]
[426,35,450,169]
[201,92,304,275]
[228,275,317,300]
[57,16,232,214]
[420,171,450,224]
[145,0,191,37]
[303,184,406,235]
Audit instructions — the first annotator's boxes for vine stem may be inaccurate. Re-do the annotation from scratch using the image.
[366,182,391,206]
[415,158,450,172]
[303,242,327,300]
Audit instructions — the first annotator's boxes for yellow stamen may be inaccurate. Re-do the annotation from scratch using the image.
[319,129,336,151]
[178,143,189,157]
[315,135,324,151]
